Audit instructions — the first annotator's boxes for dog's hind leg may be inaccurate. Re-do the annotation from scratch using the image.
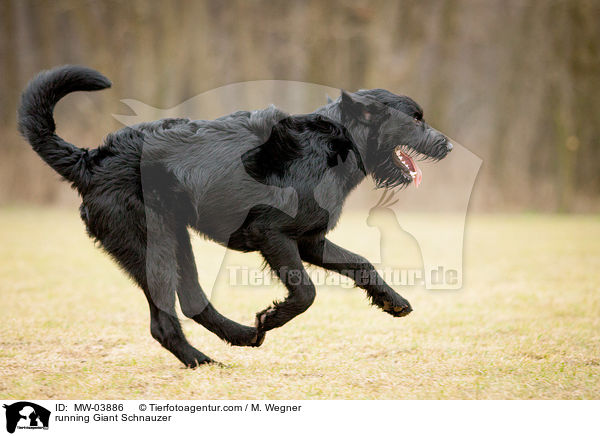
[147,299,213,367]
[254,233,316,333]
[174,224,265,347]
[96,213,214,368]
[146,202,263,347]
[298,236,412,317]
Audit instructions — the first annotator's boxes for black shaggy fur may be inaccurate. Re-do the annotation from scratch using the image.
[18,65,452,367]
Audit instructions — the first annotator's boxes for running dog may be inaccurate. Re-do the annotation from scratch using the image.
[18,65,452,367]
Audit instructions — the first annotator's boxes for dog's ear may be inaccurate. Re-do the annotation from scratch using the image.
[340,90,357,110]
[340,90,382,124]
[341,90,363,124]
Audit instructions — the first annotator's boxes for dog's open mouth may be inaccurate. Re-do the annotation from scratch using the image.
[393,146,423,187]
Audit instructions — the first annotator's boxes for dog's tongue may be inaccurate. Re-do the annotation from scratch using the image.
[394,148,423,187]
[414,164,422,187]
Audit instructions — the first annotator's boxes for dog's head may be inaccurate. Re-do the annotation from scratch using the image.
[339,89,452,188]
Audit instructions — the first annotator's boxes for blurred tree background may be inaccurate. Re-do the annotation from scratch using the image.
[0,0,599,211]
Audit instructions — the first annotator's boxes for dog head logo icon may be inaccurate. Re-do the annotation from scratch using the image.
[3,402,50,433]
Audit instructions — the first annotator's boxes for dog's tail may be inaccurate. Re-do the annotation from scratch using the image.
[18,65,111,190]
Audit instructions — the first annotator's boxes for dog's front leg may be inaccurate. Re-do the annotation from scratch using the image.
[298,237,412,317]
[255,234,316,333]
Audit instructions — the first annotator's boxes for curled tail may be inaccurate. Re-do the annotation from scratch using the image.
[18,65,111,190]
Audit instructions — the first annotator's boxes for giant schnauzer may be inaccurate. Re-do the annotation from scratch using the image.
[18,65,452,367]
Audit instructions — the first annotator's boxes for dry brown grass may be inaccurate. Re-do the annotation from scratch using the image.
[0,207,599,399]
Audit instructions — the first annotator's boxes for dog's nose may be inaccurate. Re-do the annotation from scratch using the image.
[446,141,453,152]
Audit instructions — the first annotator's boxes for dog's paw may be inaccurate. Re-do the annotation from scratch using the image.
[249,329,266,347]
[185,359,225,369]
[227,325,265,348]
[182,350,215,368]
[380,296,413,318]
[254,307,277,339]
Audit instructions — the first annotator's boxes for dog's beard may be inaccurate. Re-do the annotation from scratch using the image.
[368,147,414,189]
[368,127,450,189]
[368,140,448,189]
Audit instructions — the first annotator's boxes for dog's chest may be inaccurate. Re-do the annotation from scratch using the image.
[298,182,345,234]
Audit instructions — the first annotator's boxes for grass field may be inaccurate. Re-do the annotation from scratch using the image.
[0,207,599,399]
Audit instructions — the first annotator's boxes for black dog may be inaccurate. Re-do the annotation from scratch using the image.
[18,65,452,367]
